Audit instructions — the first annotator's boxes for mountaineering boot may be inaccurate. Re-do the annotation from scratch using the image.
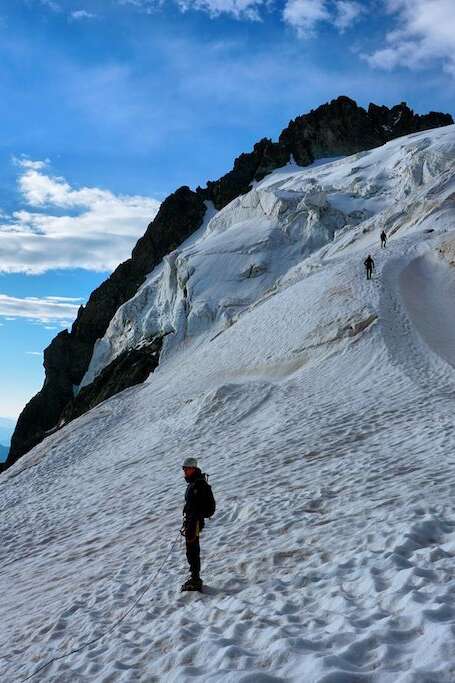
[181,576,203,592]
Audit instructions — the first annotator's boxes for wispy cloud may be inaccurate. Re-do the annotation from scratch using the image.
[13,158,49,170]
[119,0,269,20]
[116,0,160,12]
[0,158,160,274]
[29,0,62,13]
[282,0,330,37]
[70,10,97,20]
[0,294,83,324]
[118,0,267,19]
[364,0,455,75]
[333,0,363,32]
[117,0,364,29]
[39,0,61,11]
[282,0,363,37]
[178,0,266,20]
[30,1,96,20]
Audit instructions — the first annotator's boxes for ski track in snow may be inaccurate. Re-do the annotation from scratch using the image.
[2,127,455,682]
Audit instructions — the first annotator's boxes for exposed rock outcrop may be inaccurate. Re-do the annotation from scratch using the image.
[198,98,453,210]
[203,138,290,209]
[7,188,206,468]
[60,337,163,424]
[5,96,453,471]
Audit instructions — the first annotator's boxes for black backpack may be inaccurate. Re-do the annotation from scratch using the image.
[201,474,216,518]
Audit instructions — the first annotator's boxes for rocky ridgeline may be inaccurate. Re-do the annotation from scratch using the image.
[5,96,453,470]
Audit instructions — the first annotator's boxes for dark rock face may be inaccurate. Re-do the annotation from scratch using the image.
[203,138,290,210]
[280,96,381,159]
[5,96,453,471]
[280,97,454,162]
[200,97,452,210]
[368,102,453,138]
[6,187,206,469]
[60,337,163,424]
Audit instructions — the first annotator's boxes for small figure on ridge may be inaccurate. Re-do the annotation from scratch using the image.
[380,230,387,248]
[364,254,375,280]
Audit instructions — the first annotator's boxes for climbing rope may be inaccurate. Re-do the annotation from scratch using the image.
[16,533,180,682]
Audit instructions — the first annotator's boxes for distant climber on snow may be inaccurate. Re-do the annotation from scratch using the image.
[180,457,216,592]
[364,255,375,280]
[380,230,387,248]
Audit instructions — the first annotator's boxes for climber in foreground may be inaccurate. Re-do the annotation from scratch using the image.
[380,230,387,248]
[180,457,216,592]
[364,254,375,280]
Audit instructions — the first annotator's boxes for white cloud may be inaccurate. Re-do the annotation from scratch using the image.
[39,0,61,11]
[283,0,330,36]
[45,296,85,302]
[117,0,149,5]
[178,0,265,20]
[118,0,364,30]
[0,294,82,324]
[26,351,43,356]
[119,0,265,19]
[282,0,362,37]
[13,157,49,171]
[333,0,363,32]
[70,10,97,20]
[117,0,165,13]
[0,160,160,274]
[364,0,455,75]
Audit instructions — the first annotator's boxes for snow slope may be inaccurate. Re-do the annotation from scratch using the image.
[2,126,455,682]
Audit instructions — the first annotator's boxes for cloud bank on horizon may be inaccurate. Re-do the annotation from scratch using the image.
[0,158,160,275]
[0,294,82,325]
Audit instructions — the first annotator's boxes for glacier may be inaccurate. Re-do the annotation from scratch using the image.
[2,124,455,681]
[82,126,455,389]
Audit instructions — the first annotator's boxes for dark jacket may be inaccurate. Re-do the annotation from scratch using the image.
[183,468,209,537]
[364,256,375,269]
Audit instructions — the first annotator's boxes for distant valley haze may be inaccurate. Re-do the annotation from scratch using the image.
[0,417,15,461]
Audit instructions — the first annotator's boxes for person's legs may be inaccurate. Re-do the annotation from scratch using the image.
[182,534,202,590]
[186,537,201,579]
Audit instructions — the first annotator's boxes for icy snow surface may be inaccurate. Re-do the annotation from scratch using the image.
[2,125,455,682]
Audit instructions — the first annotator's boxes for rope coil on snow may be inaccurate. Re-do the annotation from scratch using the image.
[18,533,180,682]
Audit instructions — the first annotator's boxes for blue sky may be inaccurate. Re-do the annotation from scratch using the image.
[0,0,454,420]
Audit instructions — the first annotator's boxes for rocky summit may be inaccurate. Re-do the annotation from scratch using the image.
[5,96,453,470]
